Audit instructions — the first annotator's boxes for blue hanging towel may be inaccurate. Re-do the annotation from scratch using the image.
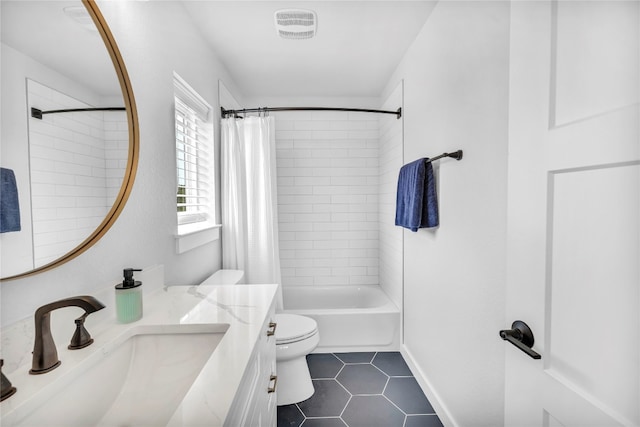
[1,168,21,233]
[395,158,439,232]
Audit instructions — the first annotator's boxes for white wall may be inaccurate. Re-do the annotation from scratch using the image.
[0,1,240,326]
[382,2,510,426]
[378,84,404,310]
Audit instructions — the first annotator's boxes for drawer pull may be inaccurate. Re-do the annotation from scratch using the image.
[267,375,278,393]
[266,322,277,337]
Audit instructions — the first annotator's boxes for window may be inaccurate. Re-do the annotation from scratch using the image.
[173,73,215,233]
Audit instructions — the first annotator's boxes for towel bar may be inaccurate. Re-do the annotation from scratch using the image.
[425,150,463,163]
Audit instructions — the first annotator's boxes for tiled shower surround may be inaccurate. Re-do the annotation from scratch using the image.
[27,80,127,267]
[274,108,402,293]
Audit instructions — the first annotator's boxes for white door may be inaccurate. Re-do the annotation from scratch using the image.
[505,1,639,426]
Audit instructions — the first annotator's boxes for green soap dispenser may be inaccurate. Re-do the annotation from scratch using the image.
[115,268,143,323]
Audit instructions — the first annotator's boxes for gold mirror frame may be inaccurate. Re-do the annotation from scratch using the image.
[1,0,139,281]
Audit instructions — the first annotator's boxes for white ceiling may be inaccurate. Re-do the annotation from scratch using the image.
[1,1,122,98]
[1,1,435,100]
[182,1,436,98]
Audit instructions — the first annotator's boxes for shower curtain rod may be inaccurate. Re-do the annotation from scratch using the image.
[425,150,464,163]
[31,107,126,120]
[221,106,402,119]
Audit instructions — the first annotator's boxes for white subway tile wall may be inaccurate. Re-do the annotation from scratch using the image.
[275,111,381,286]
[27,80,127,267]
[104,111,129,202]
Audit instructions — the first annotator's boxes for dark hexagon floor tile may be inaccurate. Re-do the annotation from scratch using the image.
[336,364,388,395]
[405,414,444,427]
[334,352,375,364]
[384,377,434,415]
[307,353,345,379]
[301,417,347,427]
[298,380,350,417]
[342,395,405,427]
[277,404,305,427]
[372,352,413,376]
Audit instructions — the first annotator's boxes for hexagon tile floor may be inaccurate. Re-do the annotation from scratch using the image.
[277,352,444,427]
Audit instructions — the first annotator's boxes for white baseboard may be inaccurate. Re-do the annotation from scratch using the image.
[401,344,459,427]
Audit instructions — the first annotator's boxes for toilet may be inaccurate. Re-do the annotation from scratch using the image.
[201,270,319,406]
[274,313,319,406]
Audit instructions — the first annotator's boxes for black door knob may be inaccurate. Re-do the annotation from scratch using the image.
[499,320,541,360]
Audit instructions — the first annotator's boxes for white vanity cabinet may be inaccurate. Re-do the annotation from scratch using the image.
[225,301,277,427]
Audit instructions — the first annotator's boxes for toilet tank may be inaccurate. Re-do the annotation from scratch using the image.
[200,270,244,286]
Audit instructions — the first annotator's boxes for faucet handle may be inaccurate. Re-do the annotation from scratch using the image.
[1,359,17,401]
[68,313,94,350]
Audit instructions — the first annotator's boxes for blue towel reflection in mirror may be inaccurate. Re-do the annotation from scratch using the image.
[395,158,439,232]
[1,168,21,233]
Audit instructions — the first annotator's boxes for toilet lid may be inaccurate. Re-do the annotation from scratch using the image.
[275,314,318,344]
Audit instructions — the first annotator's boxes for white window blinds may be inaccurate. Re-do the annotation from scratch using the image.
[174,75,214,226]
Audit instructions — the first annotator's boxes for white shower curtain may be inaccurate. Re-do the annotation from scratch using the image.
[221,116,282,287]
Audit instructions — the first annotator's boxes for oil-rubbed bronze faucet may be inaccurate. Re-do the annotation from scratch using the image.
[1,359,17,401]
[30,296,105,375]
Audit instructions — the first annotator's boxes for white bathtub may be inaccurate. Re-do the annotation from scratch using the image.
[281,285,400,353]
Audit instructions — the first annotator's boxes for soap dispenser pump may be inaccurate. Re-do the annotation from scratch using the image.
[115,268,143,323]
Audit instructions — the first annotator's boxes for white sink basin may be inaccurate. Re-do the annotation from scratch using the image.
[8,323,229,427]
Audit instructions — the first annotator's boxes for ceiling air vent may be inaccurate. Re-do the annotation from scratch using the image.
[63,6,97,32]
[274,9,317,40]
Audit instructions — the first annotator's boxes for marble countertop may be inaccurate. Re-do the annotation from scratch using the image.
[0,278,278,426]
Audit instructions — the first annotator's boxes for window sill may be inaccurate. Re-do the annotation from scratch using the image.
[175,223,221,254]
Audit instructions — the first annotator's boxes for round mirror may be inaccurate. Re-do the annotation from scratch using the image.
[0,0,138,280]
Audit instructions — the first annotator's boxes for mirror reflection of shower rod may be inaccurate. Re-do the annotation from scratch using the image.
[221,106,402,119]
[31,107,126,120]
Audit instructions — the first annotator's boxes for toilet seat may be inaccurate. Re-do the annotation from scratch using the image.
[275,314,318,345]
